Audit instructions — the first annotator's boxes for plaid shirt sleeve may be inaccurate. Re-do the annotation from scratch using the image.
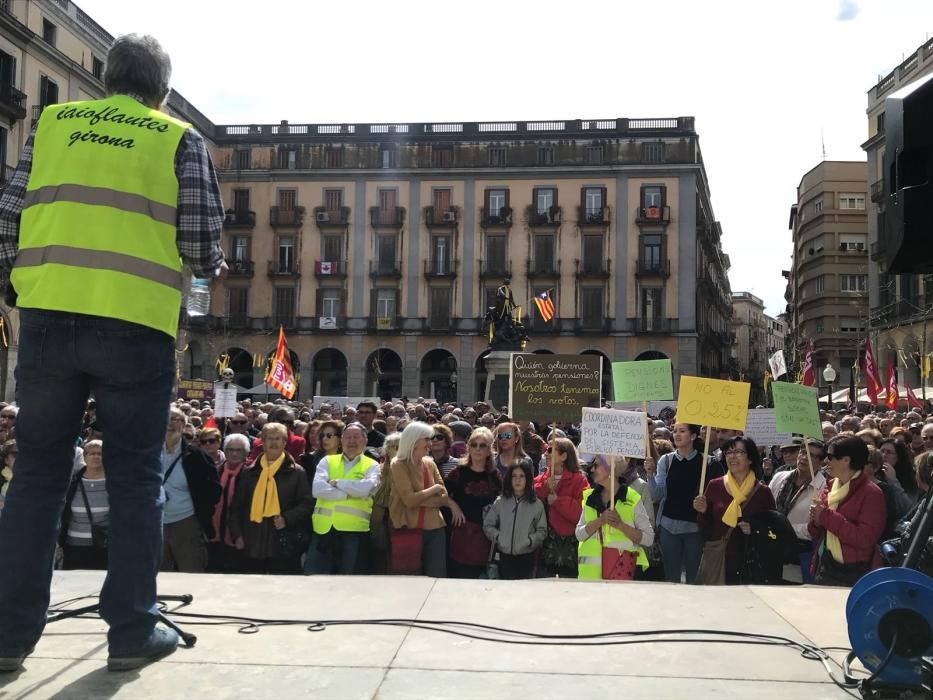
[0,126,225,283]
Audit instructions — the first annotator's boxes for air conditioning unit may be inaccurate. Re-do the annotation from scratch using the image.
[319,316,337,329]
[442,211,457,223]
[376,316,393,329]
[316,211,330,223]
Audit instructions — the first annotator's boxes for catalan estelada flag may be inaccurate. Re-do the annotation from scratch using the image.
[533,289,555,323]
[265,326,297,399]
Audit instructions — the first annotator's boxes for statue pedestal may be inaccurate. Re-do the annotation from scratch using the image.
[483,350,515,412]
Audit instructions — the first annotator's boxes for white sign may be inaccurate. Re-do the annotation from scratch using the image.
[743,408,793,448]
[213,382,239,418]
[580,407,647,458]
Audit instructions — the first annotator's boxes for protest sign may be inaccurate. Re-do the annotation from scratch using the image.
[213,382,238,418]
[675,376,750,431]
[580,408,646,458]
[177,379,213,401]
[611,359,674,403]
[509,353,601,424]
[771,382,822,438]
[743,408,793,447]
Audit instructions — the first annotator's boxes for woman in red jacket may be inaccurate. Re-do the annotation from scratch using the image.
[808,434,886,587]
[533,437,588,577]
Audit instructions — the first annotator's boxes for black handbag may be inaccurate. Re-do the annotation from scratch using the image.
[78,478,109,551]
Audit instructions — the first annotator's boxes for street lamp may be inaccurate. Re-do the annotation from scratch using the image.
[823,362,837,410]
[450,371,458,403]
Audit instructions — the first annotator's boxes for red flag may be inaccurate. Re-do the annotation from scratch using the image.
[801,339,815,386]
[885,360,898,409]
[863,338,884,404]
[265,326,297,399]
[906,383,924,410]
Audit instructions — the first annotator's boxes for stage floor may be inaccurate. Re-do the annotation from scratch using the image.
[0,571,862,699]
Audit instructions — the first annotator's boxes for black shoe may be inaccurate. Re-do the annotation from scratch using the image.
[107,627,178,672]
[0,646,35,672]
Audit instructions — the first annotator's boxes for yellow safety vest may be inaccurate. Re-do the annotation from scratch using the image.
[312,453,378,534]
[13,94,190,338]
[578,487,649,579]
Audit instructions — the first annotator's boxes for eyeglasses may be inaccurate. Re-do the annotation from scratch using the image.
[225,447,246,453]
[469,442,489,449]
[321,432,337,439]
[826,452,841,460]
[230,419,247,425]
[923,435,933,441]
[200,438,219,445]
[724,449,747,456]
[0,414,15,419]
[431,435,445,441]
[498,433,513,440]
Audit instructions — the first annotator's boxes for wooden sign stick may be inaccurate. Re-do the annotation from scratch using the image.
[698,426,712,496]
[643,400,650,460]
[609,454,615,507]
[804,441,816,482]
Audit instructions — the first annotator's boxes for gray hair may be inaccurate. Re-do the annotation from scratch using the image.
[104,34,172,106]
[223,433,250,452]
[383,431,402,458]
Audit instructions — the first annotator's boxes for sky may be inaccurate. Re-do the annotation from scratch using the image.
[77,0,933,318]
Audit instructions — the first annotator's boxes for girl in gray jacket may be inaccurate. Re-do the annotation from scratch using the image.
[483,463,547,579]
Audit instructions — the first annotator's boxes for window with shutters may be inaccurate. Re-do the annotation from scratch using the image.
[324,147,343,168]
[278,189,296,210]
[0,49,15,91]
[273,287,295,327]
[324,189,342,216]
[580,288,604,329]
[585,144,604,164]
[581,234,603,273]
[234,149,251,169]
[534,188,556,216]
[533,234,555,273]
[537,144,555,165]
[233,189,250,213]
[642,288,662,321]
[581,187,606,222]
[39,75,58,107]
[641,142,664,163]
[322,233,342,263]
[485,189,508,220]
[375,289,396,319]
[277,147,297,170]
[277,235,295,273]
[431,145,453,168]
[429,287,452,329]
[641,234,662,269]
[226,287,248,322]
[431,236,450,274]
[42,18,56,46]
[379,145,397,168]
[376,235,397,273]
[486,235,507,276]
[92,56,103,80]
[488,145,508,166]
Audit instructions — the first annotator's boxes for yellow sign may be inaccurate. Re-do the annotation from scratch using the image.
[675,375,751,431]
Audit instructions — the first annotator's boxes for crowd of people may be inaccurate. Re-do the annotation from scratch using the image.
[1,395,929,586]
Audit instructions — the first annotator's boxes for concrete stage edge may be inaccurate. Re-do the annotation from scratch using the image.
[0,571,863,699]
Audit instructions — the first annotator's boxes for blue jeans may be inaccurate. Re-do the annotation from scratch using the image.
[659,527,705,584]
[0,309,175,654]
[304,529,366,575]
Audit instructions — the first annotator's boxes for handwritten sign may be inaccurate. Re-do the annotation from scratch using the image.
[580,408,647,458]
[509,353,601,424]
[177,378,214,401]
[771,382,822,438]
[744,408,793,447]
[213,382,238,418]
[675,376,750,431]
[611,359,674,402]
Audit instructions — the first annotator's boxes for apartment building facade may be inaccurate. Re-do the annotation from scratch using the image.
[786,161,868,390]
[864,37,933,388]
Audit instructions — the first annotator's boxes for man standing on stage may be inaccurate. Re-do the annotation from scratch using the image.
[0,34,226,672]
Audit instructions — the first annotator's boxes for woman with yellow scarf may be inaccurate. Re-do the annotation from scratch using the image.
[228,422,313,574]
[694,436,775,584]
[808,435,886,586]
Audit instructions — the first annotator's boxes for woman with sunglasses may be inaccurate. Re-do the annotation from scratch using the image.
[493,422,534,479]
[533,437,588,577]
[445,427,502,578]
[198,427,225,470]
[300,420,343,489]
[808,435,886,586]
[429,424,458,479]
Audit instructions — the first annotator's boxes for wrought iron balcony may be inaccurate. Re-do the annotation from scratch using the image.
[0,83,26,121]
[870,178,885,204]
[635,206,671,224]
[480,206,512,228]
[527,258,561,278]
[223,209,256,228]
[575,318,613,333]
[424,205,460,227]
[226,259,254,277]
[423,258,459,278]
[270,205,305,227]
[525,205,562,227]
[369,260,402,278]
[630,317,674,334]
[635,259,671,277]
[313,206,350,227]
[267,260,301,278]
[314,260,348,278]
[479,259,512,278]
[577,206,610,227]
[370,206,405,228]
[370,315,400,332]
[575,258,611,279]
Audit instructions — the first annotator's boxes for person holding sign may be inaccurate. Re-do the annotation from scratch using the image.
[576,456,654,580]
[693,436,776,585]
[646,423,724,584]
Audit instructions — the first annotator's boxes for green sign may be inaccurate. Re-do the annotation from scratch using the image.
[611,359,674,402]
[509,353,602,424]
[771,382,822,438]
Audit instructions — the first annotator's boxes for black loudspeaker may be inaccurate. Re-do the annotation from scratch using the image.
[881,71,933,273]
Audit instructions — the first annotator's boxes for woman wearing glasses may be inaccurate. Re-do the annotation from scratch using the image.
[429,424,458,479]
[207,433,251,573]
[59,439,109,570]
[533,437,588,578]
[693,435,775,584]
[300,420,343,489]
[198,427,225,470]
[808,435,885,586]
[493,422,534,479]
[445,427,502,578]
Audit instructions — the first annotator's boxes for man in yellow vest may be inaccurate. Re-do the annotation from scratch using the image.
[0,35,226,672]
[306,422,381,574]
